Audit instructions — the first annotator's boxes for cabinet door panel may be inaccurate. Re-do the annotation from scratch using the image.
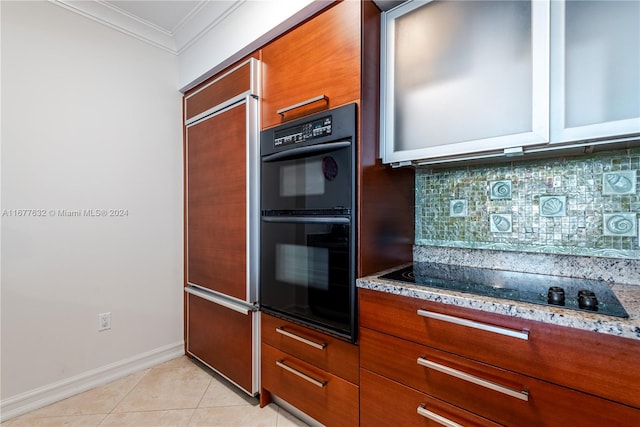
[551,0,640,142]
[184,60,253,121]
[381,0,549,164]
[187,293,256,394]
[261,1,360,129]
[186,103,247,300]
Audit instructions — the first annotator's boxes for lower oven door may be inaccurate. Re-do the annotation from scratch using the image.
[260,215,355,341]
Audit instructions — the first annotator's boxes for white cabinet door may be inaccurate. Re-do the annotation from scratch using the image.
[550,0,640,144]
[381,0,549,165]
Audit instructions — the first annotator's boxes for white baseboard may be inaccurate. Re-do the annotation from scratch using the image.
[0,341,185,423]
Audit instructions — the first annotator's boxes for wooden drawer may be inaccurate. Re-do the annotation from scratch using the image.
[361,327,640,427]
[359,288,640,408]
[261,343,359,427]
[186,293,256,394]
[261,313,359,384]
[361,368,501,427]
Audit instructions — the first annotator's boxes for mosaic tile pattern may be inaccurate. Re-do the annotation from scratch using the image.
[416,148,640,259]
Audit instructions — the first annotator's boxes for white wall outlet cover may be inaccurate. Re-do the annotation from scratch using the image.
[98,312,111,331]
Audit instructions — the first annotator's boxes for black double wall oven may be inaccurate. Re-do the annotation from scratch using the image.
[260,103,357,342]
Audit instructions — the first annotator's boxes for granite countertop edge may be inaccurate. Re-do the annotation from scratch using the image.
[357,268,640,341]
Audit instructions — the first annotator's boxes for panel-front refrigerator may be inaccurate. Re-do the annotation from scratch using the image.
[183,58,260,395]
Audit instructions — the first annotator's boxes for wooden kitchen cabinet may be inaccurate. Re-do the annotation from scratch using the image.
[187,292,257,393]
[359,289,640,426]
[261,313,359,384]
[361,369,503,427]
[260,313,359,427]
[183,58,260,395]
[360,288,640,409]
[260,0,361,129]
[259,1,415,423]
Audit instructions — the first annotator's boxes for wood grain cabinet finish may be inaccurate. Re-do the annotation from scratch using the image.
[361,369,502,427]
[183,58,260,395]
[261,313,359,384]
[359,288,640,410]
[261,343,359,427]
[187,293,256,393]
[360,327,640,427]
[260,313,359,426]
[186,103,247,300]
[184,60,254,122]
[359,289,640,426]
[260,0,361,129]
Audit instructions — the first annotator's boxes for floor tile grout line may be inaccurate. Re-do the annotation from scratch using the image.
[107,366,153,416]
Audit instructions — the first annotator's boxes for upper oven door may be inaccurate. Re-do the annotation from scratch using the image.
[261,141,354,212]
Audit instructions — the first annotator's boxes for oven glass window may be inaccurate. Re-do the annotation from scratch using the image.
[260,219,353,337]
[280,159,325,197]
[261,144,352,211]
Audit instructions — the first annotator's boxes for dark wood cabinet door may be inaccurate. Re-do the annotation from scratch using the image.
[187,293,255,393]
[260,0,361,129]
[186,103,247,300]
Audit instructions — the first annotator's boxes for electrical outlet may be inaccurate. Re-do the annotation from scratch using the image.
[98,312,111,331]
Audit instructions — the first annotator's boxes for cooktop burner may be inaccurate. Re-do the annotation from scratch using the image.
[379,263,629,318]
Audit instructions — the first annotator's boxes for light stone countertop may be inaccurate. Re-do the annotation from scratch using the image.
[357,264,640,341]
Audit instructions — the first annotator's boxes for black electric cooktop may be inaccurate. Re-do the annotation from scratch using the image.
[379,263,629,318]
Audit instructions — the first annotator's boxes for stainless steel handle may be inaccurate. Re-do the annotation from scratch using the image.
[184,286,253,315]
[417,405,463,427]
[261,140,351,162]
[276,360,327,388]
[262,216,350,224]
[276,95,329,116]
[417,309,529,341]
[417,357,529,401]
[276,327,327,350]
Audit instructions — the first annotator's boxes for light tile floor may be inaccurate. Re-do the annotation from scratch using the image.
[2,356,309,427]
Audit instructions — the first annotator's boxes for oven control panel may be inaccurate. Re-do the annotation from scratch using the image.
[273,115,332,147]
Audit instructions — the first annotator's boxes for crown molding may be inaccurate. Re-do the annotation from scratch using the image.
[48,0,242,55]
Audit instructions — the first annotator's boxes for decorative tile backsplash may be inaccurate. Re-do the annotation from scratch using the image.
[416,148,640,259]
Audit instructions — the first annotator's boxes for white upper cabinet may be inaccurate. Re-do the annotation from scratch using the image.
[381,0,550,165]
[381,0,640,166]
[550,0,640,144]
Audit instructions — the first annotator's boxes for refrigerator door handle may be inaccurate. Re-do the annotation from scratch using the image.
[185,286,253,315]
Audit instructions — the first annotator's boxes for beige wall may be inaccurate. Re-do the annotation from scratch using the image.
[1,0,183,416]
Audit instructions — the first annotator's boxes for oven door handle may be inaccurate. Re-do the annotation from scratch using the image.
[262,216,350,224]
[262,140,351,163]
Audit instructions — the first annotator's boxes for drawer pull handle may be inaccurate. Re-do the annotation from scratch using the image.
[417,405,463,427]
[417,357,529,401]
[276,95,329,116]
[417,309,529,341]
[275,327,327,350]
[276,360,327,388]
